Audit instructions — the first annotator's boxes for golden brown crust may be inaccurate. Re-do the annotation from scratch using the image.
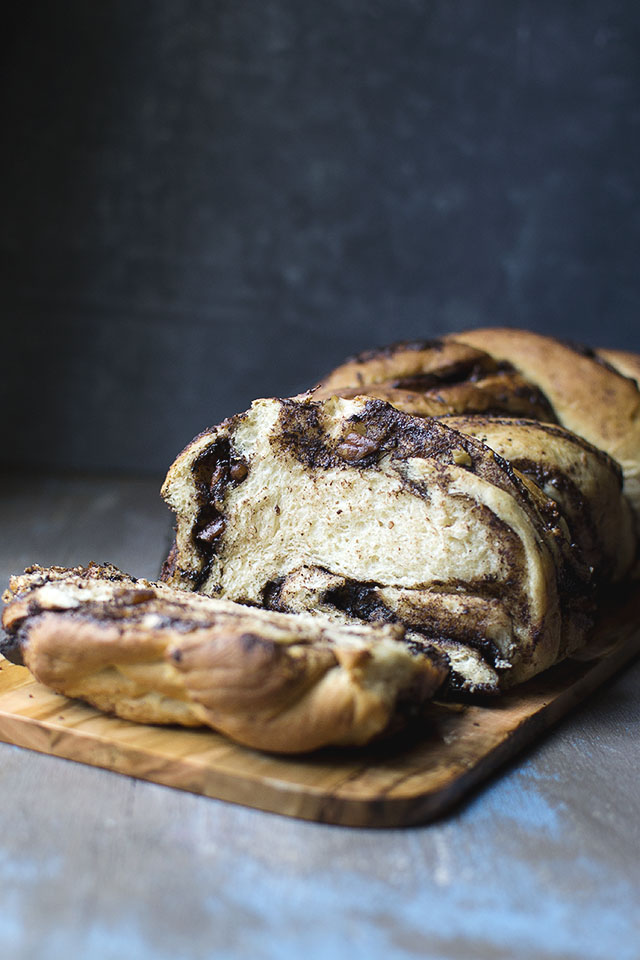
[446,329,640,526]
[596,348,640,388]
[317,331,640,531]
[1,564,447,753]
[313,339,556,422]
[316,339,494,393]
[312,372,556,421]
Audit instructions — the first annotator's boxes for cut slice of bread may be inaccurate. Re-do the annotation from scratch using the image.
[161,395,595,694]
[1,563,447,753]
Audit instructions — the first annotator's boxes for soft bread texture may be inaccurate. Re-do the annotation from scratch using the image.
[441,416,635,583]
[445,329,640,528]
[161,394,595,694]
[1,563,446,753]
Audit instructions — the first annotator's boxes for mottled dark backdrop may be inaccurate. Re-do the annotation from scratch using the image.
[2,1,639,473]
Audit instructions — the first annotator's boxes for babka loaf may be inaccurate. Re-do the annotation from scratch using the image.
[3,328,638,753]
[159,393,625,694]
[1,563,446,752]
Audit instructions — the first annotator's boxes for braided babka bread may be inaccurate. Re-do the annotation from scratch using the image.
[159,390,633,694]
[2,329,638,752]
[1,563,446,752]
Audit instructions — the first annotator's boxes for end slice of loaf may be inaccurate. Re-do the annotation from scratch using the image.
[1,563,447,753]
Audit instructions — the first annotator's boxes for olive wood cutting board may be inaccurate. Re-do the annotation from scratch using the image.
[0,587,638,828]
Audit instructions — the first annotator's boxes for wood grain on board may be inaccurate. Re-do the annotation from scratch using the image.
[0,589,638,828]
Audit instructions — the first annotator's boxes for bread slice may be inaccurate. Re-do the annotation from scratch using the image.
[161,394,594,694]
[1,563,447,753]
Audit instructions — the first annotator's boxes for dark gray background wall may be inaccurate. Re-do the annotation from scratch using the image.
[2,1,639,474]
